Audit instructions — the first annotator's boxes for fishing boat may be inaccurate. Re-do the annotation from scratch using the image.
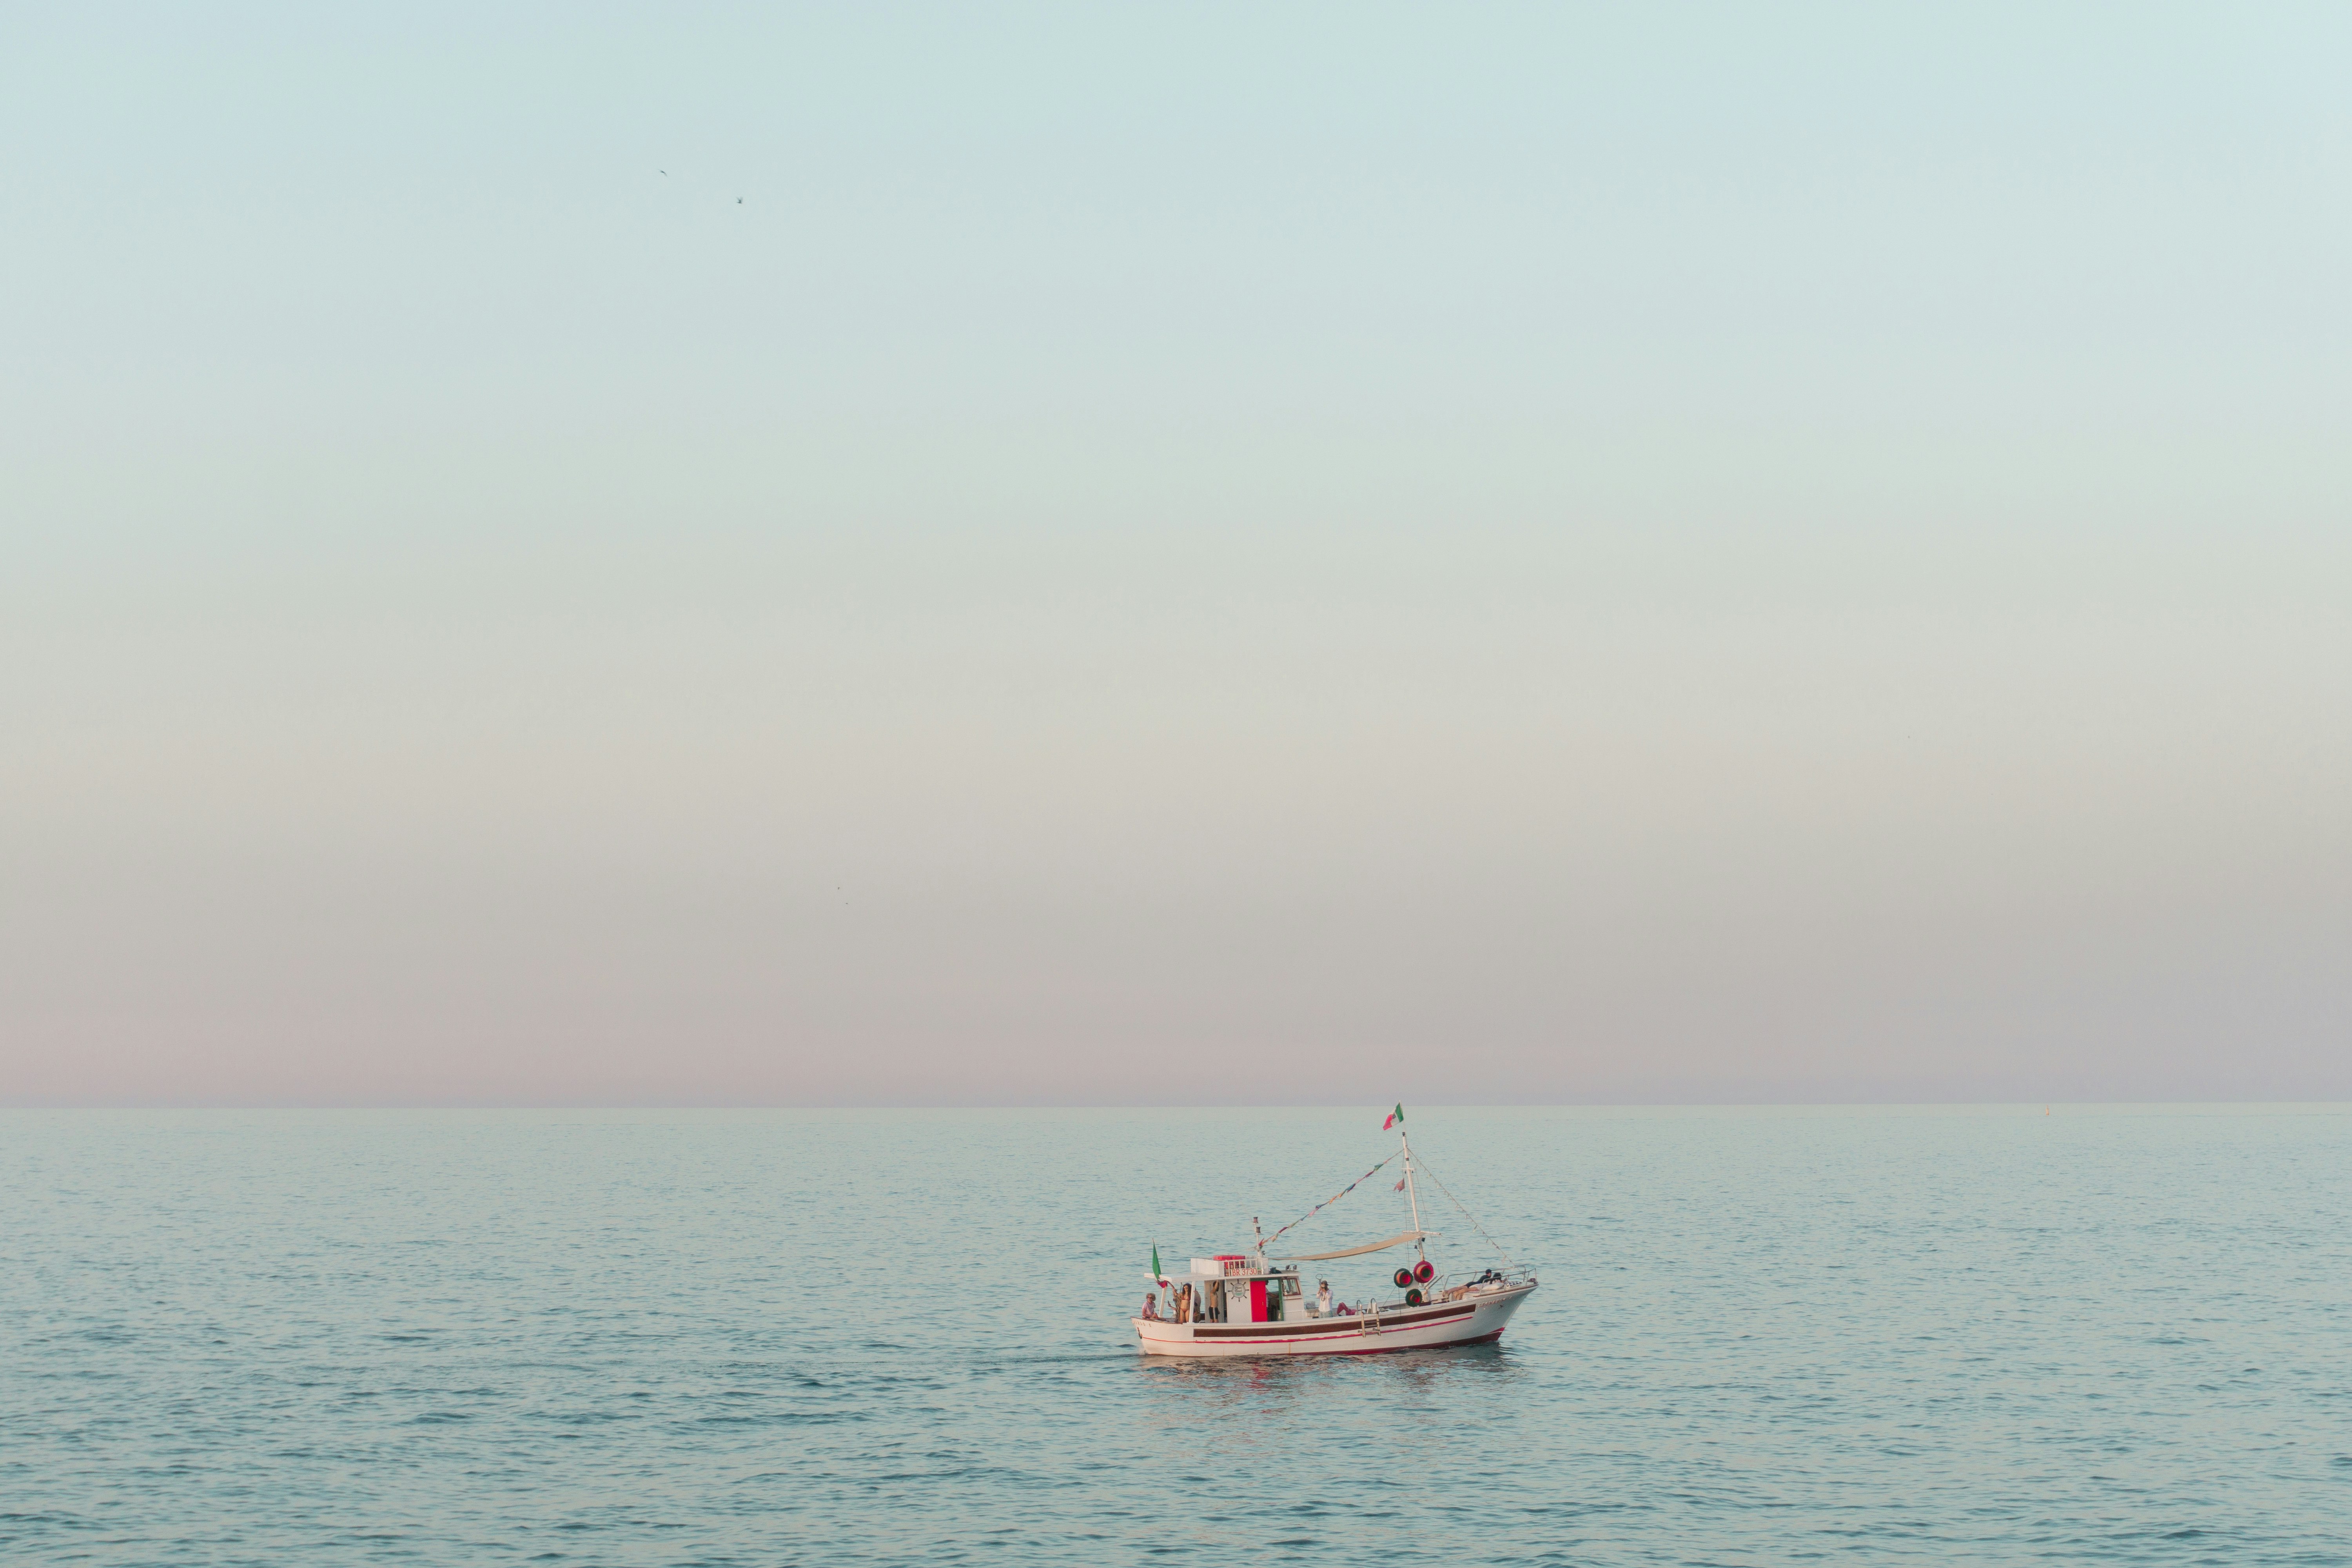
[1133,1105,1537,1358]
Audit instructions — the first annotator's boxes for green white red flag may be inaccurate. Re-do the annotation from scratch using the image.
[1382,1103,1404,1131]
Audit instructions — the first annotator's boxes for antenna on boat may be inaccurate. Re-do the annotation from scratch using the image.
[1399,1126,1426,1263]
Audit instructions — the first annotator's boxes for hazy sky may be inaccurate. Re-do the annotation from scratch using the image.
[5,5,2348,1106]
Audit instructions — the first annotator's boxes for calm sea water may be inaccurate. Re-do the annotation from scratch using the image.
[5,1106,2350,1565]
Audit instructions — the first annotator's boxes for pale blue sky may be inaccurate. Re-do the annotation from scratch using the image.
[5,5,2348,1105]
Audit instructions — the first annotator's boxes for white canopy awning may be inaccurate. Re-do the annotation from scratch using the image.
[1270,1229,1430,1263]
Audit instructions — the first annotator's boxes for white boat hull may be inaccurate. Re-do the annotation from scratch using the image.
[1134,1281,1535,1358]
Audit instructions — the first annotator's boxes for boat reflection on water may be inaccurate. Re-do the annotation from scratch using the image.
[1131,1334,1537,1486]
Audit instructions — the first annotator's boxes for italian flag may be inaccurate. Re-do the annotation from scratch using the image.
[1382,1103,1404,1131]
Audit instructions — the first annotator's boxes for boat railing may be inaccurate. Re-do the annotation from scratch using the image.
[1415,1267,1538,1308]
[1296,1266,1536,1322]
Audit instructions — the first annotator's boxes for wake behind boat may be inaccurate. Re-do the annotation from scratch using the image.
[1134,1105,1537,1358]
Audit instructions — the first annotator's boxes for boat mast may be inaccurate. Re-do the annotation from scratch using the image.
[1399,1129,1426,1262]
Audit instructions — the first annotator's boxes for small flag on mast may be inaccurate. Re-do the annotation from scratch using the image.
[1151,1242,1163,1281]
[1394,1176,1407,1191]
[1382,1103,1405,1131]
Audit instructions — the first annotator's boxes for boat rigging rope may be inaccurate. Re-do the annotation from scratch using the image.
[1408,1152,1518,1268]
[1263,1153,1398,1250]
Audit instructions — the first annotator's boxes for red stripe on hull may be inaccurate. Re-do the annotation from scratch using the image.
[1189,1307,1473,1343]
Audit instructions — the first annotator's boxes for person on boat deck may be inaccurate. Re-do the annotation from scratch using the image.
[1318,1280,1331,1317]
[1141,1292,1159,1321]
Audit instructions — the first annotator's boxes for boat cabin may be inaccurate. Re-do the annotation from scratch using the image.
[1181,1255,1304,1324]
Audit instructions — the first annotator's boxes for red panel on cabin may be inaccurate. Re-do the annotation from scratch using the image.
[1249,1279,1268,1322]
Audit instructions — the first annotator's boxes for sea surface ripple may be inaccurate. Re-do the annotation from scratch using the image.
[5,1106,2350,1565]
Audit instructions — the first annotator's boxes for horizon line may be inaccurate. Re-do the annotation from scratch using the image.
[6,1099,2349,1112]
